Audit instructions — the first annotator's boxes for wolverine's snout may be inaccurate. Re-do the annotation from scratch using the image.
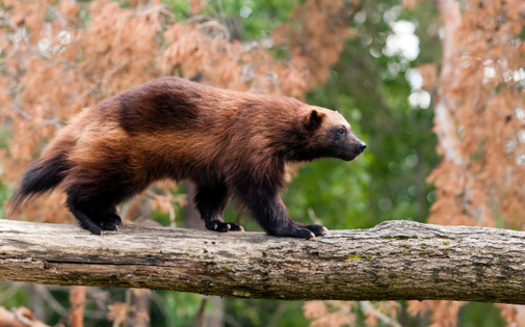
[340,139,366,161]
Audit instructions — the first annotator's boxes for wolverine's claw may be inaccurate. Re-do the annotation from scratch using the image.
[206,221,244,233]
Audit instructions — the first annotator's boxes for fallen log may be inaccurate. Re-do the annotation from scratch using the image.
[1,219,525,303]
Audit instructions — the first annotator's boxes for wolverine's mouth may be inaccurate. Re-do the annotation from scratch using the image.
[337,153,359,161]
[341,143,367,161]
[341,153,358,161]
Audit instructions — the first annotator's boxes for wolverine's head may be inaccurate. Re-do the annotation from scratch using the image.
[298,107,366,162]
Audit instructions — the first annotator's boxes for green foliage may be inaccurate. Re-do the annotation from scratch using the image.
[285,156,372,229]
[203,0,299,39]
[154,291,204,327]
[0,127,12,218]
[0,178,10,219]
[0,283,29,310]
[225,299,309,326]
[459,303,506,327]
[163,0,191,19]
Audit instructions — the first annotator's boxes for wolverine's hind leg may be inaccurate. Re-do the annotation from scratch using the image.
[67,196,104,235]
[66,194,122,234]
[194,183,243,232]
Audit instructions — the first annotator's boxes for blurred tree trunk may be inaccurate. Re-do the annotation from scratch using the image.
[184,183,224,327]
[433,0,464,166]
[69,286,87,327]
[127,289,151,327]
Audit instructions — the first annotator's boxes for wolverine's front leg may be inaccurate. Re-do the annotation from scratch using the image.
[236,185,327,239]
[194,183,243,232]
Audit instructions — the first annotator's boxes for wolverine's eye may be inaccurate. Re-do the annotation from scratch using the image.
[337,128,345,136]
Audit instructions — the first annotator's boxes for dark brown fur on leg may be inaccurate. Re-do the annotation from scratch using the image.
[234,181,319,239]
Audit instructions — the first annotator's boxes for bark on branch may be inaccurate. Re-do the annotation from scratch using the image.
[1,219,525,304]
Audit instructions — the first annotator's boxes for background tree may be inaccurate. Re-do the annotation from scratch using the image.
[419,0,525,325]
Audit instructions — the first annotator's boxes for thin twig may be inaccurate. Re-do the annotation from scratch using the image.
[35,285,69,317]
[360,301,402,327]
[194,296,208,327]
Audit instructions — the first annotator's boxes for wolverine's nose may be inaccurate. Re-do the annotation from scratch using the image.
[358,142,367,153]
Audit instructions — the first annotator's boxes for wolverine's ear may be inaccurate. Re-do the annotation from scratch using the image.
[305,109,325,131]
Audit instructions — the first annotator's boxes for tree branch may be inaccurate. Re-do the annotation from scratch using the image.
[1,219,525,304]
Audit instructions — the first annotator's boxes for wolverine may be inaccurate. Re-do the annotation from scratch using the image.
[10,77,366,239]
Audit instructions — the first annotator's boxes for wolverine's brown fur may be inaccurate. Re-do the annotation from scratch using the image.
[10,77,366,238]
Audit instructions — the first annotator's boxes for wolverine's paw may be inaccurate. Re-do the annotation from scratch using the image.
[79,219,104,235]
[271,222,328,239]
[304,224,328,236]
[270,221,328,240]
[227,222,244,232]
[272,225,316,239]
[100,220,119,231]
[206,221,245,233]
[288,227,316,239]
[100,213,122,231]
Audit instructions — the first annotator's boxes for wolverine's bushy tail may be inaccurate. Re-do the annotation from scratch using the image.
[8,150,70,215]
